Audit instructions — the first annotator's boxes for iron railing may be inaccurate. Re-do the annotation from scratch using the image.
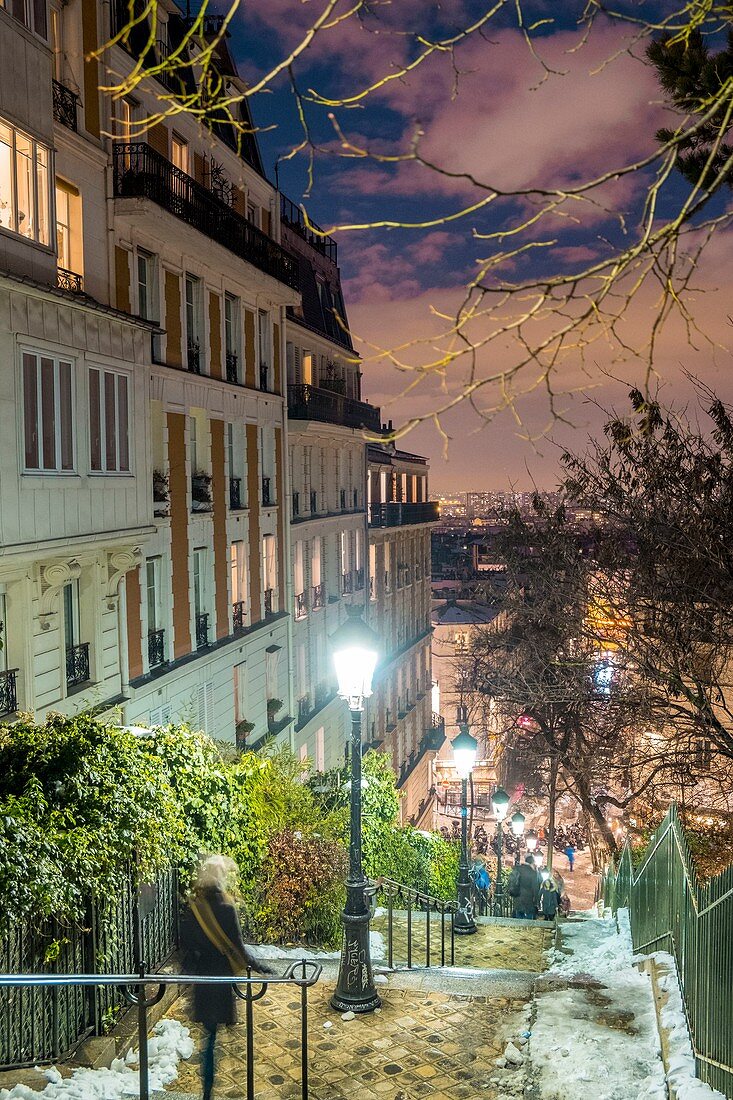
[371,879,457,970]
[232,600,246,633]
[229,476,243,510]
[112,144,300,290]
[0,668,18,715]
[195,612,209,649]
[297,695,311,724]
[147,628,166,669]
[310,490,318,514]
[262,476,272,506]
[187,341,201,373]
[0,866,178,1069]
[0,961,321,1099]
[191,473,212,510]
[225,351,238,383]
[56,267,84,293]
[280,193,338,263]
[354,566,365,591]
[292,491,300,517]
[369,501,440,527]
[340,489,347,510]
[295,591,307,619]
[260,363,271,392]
[602,804,733,1097]
[65,642,90,689]
[287,384,381,433]
[264,589,274,617]
[52,79,78,131]
[341,570,353,594]
[312,583,325,610]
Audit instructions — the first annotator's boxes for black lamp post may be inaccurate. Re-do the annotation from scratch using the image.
[329,607,381,1014]
[491,786,510,900]
[452,723,478,936]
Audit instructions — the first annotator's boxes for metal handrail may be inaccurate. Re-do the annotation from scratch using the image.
[371,878,457,971]
[0,961,322,1100]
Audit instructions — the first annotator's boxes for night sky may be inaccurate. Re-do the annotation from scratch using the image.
[227,1,733,490]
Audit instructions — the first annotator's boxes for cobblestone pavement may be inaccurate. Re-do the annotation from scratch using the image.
[164,977,531,1100]
[371,911,553,972]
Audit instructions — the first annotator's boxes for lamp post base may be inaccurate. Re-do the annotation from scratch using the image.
[330,904,382,1014]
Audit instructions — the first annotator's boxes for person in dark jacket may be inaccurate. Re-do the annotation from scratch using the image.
[180,854,274,1100]
[539,874,562,920]
[506,855,541,919]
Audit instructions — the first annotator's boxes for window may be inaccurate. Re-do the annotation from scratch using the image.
[247,202,258,227]
[258,309,270,387]
[193,548,207,618]
[369,543,377,600]
[150,703,172,726]
[0,120,50,246]
[137,249,157,321]
[185,274,201,370]
[265,646,280,699]
[55,183,71,269]
[50,5,62,78]
[224,293,239,380]
[230,541,247,607]
[4,0,47,39]
[197,680,214,734]
[23,351,74,472]
[117,97,139,141]
[63,580,80,649]
[311,537,322,588]
[294,540,305,597]
[171,134,189,175]
[262,534,277,592]
[302,352,313,386]
[89,367,130,473]
[146,558,161,632]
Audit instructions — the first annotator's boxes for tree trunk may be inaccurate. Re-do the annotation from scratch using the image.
[546,756,558,872]
[573,773,618,859]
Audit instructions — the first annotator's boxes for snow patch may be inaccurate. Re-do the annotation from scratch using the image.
[247,930,386,962]
[0,1020,193,1099]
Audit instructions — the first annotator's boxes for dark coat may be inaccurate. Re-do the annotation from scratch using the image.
[180,886,269,1029]
[507,862,541,915]
[539,881,561,917]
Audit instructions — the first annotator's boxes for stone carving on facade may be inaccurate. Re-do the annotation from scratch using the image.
[105,547,143,608]
[38,560,82,629]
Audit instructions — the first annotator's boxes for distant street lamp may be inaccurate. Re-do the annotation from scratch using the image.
[491,786,510,901]
[510,810,526,839]
[452,724,478,936]
[330,606,381,1014]
[526,829,539,863]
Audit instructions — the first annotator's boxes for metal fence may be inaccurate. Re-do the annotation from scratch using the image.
[0,962,322,1100]
[0,866,178,1068]
[371,879,457,969]
[602,804,733,1097]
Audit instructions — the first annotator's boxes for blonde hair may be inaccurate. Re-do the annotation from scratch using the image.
[193,853,238,892]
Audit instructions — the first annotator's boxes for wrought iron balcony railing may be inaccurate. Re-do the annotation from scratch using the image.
[232,600,246,633]
[294,591,307,620]
[0,668,18,715]
[66,643,90,690]
[195,612,209,649]
[57,267,84,293]
[310,490,318,515]
[280,193,338,263]
[259,363,271,392]
[312,583,325,610]
[354,566,365,591]
[262,476,272,506]
[225,351,238,383]
[112,143,300,290]
[229,476,243,510]
[148,628,166,669]
[287,384,381,433]
[264,589,274,617]
[297,694,311,723]
[368,501,440,527]
[292,491,300,517]
[342,570,353,594]
[187,341,201,374]
[52,79,78,131]
[340,489,347,511]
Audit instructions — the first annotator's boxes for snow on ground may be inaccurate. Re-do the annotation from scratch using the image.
[247,930,386,962]
[531,912,667,1100]
[0,1020,193,1099]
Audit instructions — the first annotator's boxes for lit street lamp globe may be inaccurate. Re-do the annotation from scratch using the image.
[526,829,539,853]
[452,723,478,779]
[510,810,526,837]
[491,786,510,821]
[330,606,380,711]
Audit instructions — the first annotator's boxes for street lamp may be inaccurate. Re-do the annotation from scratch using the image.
[491,786,510,901]
[510,810,526,838]
[452,723,478,936]
[329,607,381,1014]
[526,829,539,864]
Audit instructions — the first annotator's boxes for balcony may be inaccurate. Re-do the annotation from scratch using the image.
[195,612,210,649]
[225,351,238,384]
[287,384,381,433]
[297,695,311,724]
[342,571,353,595]
[232,600,246,633]
[281,193,338,263]
[397,717,446,789]
[52,79,78,131]
[191,473,213,512]
[229,476,243,510]
[369,501,440,528]
[57,267,84,294]
[112,143,300,290]
[262,476,272,506]
[312,583,325,610]
[148,628,166,669]
[0,668,18,716]
[354,566,365,591]
[66,642,90,691]
[294,591,307,620]
[264,589,274,617]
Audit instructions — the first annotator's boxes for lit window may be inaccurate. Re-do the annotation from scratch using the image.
[0,120,51,246]
[23,351,74,472]
[171,134,188,174]
[89,367,130,473]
